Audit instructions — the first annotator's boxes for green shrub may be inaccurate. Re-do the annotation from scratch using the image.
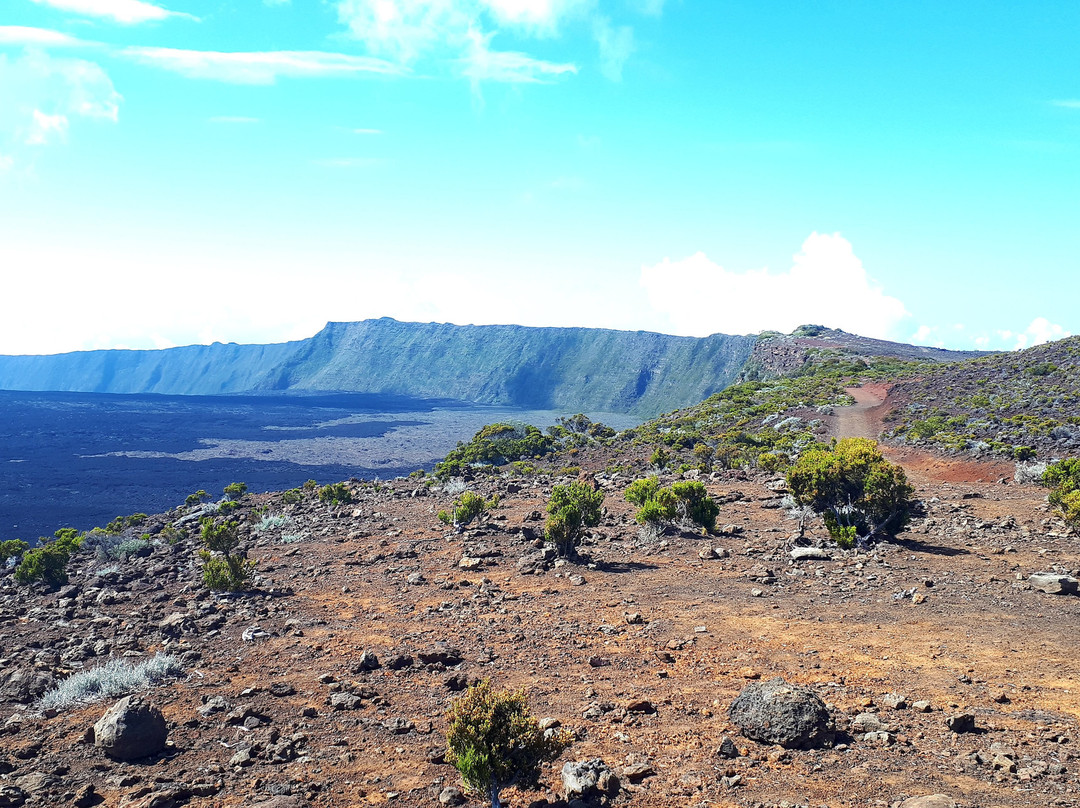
[544,482,604,557]
[438,491,488,530]
[1041,458,1080,531]
[14,528,83,588]
[626,478,718,533]
[670,480,720,532]
[282,488,303,505]
[650,446,669,469]
[445,680,571,808]
[319,482,354,506]
[198,517,254,591]
[787,437,913,545]
[223,482,248,500]
[185,489,209,506]
[1,539,29,567]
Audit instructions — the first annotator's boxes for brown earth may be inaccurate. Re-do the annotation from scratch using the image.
[2,403,1079,808]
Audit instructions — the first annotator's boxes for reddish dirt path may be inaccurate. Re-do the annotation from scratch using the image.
[832,385,1016,488]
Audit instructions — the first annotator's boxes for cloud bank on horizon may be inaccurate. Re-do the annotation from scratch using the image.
[0,1,1076,356]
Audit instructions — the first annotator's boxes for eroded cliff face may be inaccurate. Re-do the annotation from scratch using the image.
[0,319,758,416]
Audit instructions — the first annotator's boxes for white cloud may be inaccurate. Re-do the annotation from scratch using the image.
[1051,100,1080,109]
[630,0,664,15]
[0,49,120,165]
[593,15,632,81]
[0,26,92,47]
[335,0,621,83]
[461,29,576,82]
[640,232,910,339]
[29,0,198,24]
[479,0,591,34]
[1011,317,1070,350]
[122,47,406,84]
[27,109,70,144]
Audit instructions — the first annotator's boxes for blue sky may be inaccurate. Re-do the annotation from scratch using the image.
[0,0,1077,355]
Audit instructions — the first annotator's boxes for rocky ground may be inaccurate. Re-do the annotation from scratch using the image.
[2,400,1080,808]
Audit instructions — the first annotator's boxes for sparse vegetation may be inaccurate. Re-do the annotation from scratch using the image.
[318,482,354,506]
[198,517,254,591]
[436,423,554,480]
[14,528,83,588]
[787,437,913,548]
[445,680,571,808]
[437,491,489,530]
[625,477,719,534]
[223,481,248,500]
[37,653,184,713]
[1041,458,1080,532]
[1,538,28,568]
[544,482,604,557]
[185,489,209,506]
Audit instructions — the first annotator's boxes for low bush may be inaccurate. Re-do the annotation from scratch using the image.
[437,491,488,530]
[1,539,28,567]
[319,482,354,506]
[14,528,83,588]
[223,482,248,501]
[445,680,571,808]
[1041,458,1080,532]
[185,489,209,506]
[436,423,553,479]
[544,482,604,557]
[625,477,719,534]
[787,437,913,547]
[198,517,254,591]
[37,653,183,713]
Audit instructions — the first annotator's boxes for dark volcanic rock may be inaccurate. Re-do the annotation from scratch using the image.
[92,695,168,760]
[729,677,834,749]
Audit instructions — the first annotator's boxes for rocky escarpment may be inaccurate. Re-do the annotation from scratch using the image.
[0,319,758,416]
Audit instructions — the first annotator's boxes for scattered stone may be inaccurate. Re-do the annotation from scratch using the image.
[93,695,168,761]
[562,759,618,800]
[945,712,976,734]
[355,650,381,671]
[716,736,739,759]
[242,626,270,642]
[269,683,296,698]
[329,693,364,711]
[624,699,656,714]
[895,796,956,808]
[73,784,103,808]
[911,700,932,713]
[790,547,831,561]
[882,693,908,710]
[729,677,834,750]
[1029,573,1079,595]
[620,762,655,783]
[438,786,466,806]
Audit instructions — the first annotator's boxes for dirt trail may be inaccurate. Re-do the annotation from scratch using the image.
[834,384,890,440]
[832,385,1016,487]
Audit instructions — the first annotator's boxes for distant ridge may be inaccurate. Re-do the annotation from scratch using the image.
[0,319,759,416]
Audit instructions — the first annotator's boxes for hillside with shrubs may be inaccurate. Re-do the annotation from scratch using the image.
[2,329,1080,808]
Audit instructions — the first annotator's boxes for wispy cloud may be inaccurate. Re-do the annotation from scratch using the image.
[122,47,407,84]
[0,26,93,47]
[1051,100,1080,109]
[0,48,120,167]
[335,0,643,84]
[594,16,633,81]
[30,0,199,25]
[461,30,577,83]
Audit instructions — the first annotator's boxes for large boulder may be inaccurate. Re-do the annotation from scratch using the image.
[93,695,168,760]
[728,677,833,749]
